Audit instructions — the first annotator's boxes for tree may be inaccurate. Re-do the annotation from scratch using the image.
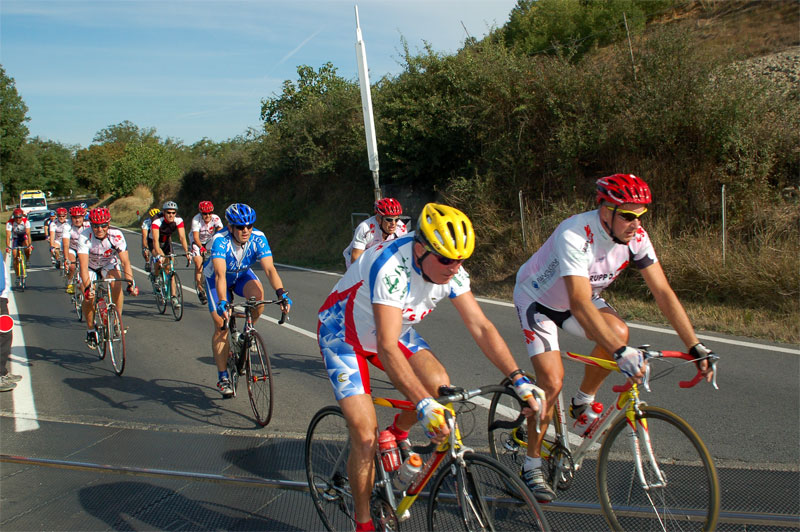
[109,142,181,197]
[1,65,31,198]
[93,120,158,145]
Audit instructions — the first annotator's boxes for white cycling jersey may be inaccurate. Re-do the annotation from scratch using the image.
[190,213,223,246]
[515,209,657,311]
[77,227,127,271]
[49,220,70,244]
[6,219,30,237]
[64,221,92,253]
[321,233,470,354]
[342,215,408,268]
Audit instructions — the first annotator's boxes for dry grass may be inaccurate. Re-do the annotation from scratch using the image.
[108,185,153,228]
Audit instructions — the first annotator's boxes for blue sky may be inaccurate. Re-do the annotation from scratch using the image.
[1,0,518,148]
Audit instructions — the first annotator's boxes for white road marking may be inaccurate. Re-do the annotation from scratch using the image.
[4,254,39,432]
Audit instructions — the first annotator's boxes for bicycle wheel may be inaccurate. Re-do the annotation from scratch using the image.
[74,289,84,322]
[597,406,719,532]
[170,271,183,321]
[19,256,26,291]
[427,451,549,531]
[306,406,356,532]
[153,273,167,314]
[93,308,106,359]
[105,305,126,376]
[225,337,239,397]
[244,331,274,426]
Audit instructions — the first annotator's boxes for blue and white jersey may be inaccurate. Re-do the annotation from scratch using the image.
[203,228,272,284]
[318,233,471,355]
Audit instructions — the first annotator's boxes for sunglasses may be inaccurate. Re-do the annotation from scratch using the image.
[615,207,647,222]
[164,210,177,215]
[233,224,254,230]
[433,254,464,266]
[382,217,400,224]
[92,223,110,228]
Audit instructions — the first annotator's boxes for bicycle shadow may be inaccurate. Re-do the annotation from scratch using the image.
[23,345,114,377]
[223,439,307,484]
[265,350,328,381]
[78,480,301,531]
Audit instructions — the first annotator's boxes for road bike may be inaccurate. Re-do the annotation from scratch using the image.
[487,347,720,531]
[89,278,133,376]
[221,296,287,427]
[10,245,29,291]
[50,245,62,270]
[64,259,84,321]
[149,253,184,320]
[306,384,550,531]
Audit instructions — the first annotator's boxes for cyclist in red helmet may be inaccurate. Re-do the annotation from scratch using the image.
[343,197,408,268]
[511,173,717,503]
[5,208,32,276]
[63,205,91,295]
[78,208,138,348]
[189,201,223,304]
[49,207,70,270]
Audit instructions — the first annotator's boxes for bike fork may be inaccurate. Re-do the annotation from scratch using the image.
[628,416,667,490]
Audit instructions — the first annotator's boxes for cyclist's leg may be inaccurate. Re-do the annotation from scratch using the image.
[320,326,378,530]
[339,394,378,529]
[83,269,99,330]
[107,266,124,314]
[207,277,229,372]
[191,243,205,290]
[239,271,264,318]
[565,303,628,397]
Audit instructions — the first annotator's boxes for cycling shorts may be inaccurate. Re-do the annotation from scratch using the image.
[203,268,259,313]
[86,264,120,285]
[11,235,28,249]
[514,289,612,357]
[319,322,431,400]
[147,237,173,254]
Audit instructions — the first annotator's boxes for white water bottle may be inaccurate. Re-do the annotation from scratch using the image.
[392,453,423,491]
[573,402,603,436]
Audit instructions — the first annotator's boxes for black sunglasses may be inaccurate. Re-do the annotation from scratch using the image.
[233,224,254,230]
[382,217,400,224]
[92,223,110,228]
[434,254,463,266]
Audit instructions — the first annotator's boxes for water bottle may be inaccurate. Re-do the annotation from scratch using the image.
[393,453,423,491]
[378,430,401,472]
[230,330,241,350]
[573,402,603,436]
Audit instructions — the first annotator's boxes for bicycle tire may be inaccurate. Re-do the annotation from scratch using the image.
[153,272,167,314]
[106,305,126,376]
[226,336,239,398]
[245,331,274,427]
[427,451,549,531]
[170,271,183,321]
[597,406,719,532]
[305,406,356,532]
[93,306,106,360]
[487,381,531,473]
[74,290,84,321]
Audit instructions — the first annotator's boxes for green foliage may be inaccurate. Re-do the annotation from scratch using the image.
[0,65,29,169]
[109,142,181,197]
[74,143,123,196]
[93,120,158,145]
[501,0,673,59]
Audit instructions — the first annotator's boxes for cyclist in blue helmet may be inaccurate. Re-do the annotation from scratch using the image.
[204,203,292,397]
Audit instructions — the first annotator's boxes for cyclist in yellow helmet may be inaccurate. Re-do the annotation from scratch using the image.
[317,202,544,532]
[140,208,161,272]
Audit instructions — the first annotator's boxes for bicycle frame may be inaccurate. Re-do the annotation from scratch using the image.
[512,349,718,492]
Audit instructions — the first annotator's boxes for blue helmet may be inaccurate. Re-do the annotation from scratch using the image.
[49,210,56,216]
[225,203,256,226]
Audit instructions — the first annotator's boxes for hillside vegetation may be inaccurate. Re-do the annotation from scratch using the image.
[2,0,797,342]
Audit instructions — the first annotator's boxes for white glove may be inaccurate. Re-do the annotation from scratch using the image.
[613,346,644,378]
[512,374,544,405]
[416,397,447,439]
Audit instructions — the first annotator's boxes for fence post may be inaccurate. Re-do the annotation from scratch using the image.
[722,184,726,266]
[623,13,637,83]
[519,190,527,251]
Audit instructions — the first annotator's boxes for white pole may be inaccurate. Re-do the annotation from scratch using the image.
[623,13,637,83]
[354,5,381,201]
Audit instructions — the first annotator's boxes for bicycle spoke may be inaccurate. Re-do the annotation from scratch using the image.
[245,331,273,426]
[170,271,183,321]
[306,407,356,532]
[597,406,719,531]
[107,306,126,376]
[428,452,548,531]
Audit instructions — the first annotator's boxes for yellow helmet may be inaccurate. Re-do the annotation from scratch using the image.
[148,208,161,217]
[415,203,475,260]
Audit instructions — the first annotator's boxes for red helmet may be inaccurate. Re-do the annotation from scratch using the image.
[12,208,24,218]
[596,174,652,205]
[56,207,68,216]
[89,207,111,224]
[375,197,402,216]
[69,205,86,217]
[199,201,214,214]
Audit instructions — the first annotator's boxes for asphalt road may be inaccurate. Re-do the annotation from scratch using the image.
[1,229,798,530]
